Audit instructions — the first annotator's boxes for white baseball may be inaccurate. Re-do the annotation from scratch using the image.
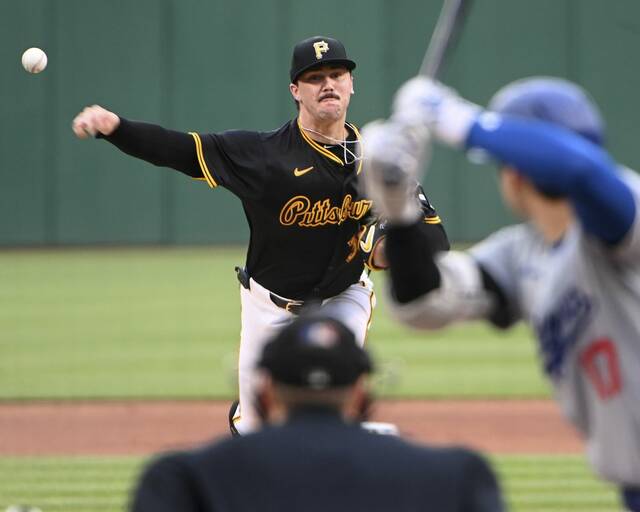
[21,47,47,74]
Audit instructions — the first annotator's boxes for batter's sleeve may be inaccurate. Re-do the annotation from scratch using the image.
[130,455,199,512]
[416,184,450,252]
[191,130,268,200]
[466,115,636,245]
[384,220,520,329]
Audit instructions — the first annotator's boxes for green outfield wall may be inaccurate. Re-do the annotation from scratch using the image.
[2,0,639,245]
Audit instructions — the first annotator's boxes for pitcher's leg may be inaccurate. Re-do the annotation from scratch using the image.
[233,287,292,434]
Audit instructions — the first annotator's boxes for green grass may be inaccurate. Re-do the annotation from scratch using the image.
[495,456,621,511]
[0,247,549,400]
[0,457,142,511]
[0,455,620,512]
[0,249,613,511]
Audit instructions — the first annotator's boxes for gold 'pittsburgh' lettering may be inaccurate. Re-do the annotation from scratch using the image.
[279,194,372,227]
[280,196,311,225]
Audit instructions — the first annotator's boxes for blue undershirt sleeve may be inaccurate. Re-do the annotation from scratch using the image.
[465,115,636,245]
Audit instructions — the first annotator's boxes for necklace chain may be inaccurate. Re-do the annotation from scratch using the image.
[300,125,362,164]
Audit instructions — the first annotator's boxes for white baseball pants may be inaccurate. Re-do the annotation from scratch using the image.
[232,273,375,434]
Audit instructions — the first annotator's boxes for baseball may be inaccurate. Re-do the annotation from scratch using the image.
[21,47,47,74]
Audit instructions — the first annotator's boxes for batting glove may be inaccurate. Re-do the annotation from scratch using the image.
[361,119,429,224]
[392,76,480,148]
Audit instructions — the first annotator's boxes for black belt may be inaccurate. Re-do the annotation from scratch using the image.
[235,266,305,315]
[267,293,305,315]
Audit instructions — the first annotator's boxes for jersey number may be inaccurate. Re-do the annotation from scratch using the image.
[579,338,622,400]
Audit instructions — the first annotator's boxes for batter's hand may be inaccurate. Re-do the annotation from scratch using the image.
[72,105,120,139]
[392,76,479,148]
[361,119,428,224]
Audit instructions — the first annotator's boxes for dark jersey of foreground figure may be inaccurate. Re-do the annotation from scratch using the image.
[130,408,505,512]
[104,117,448,301]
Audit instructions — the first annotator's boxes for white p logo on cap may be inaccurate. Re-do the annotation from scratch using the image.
[313,40,330,60]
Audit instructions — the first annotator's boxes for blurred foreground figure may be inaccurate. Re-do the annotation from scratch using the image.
[362,76,640,511]
[131,314,504,512]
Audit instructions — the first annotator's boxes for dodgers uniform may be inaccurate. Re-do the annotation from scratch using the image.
[470,168,640,486]
[363,76,640,509]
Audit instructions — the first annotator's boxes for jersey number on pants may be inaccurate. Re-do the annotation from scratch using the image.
[579,338,622,400]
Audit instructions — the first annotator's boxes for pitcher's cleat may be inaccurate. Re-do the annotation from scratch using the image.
[360,421,400,436]
[228,400,241,437]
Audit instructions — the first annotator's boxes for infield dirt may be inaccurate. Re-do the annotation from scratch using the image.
[0,399,581,455]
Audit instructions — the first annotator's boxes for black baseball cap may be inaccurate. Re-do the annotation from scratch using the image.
[257,315,372,390]
[290,36,356,83]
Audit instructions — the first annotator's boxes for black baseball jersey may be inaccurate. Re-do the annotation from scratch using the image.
[102,117,448,301]
[190,119,370,300]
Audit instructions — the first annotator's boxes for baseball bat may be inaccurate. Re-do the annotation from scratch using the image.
[418,0,473,79]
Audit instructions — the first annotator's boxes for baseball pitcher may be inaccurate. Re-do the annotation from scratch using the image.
[72,36,449,435]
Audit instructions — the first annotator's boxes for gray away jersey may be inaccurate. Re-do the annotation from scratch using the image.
[471,169,640,486]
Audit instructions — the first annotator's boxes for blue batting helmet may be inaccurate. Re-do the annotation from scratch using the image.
[488,77,605,146]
